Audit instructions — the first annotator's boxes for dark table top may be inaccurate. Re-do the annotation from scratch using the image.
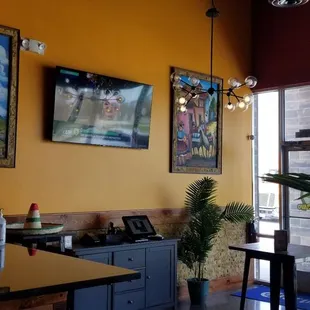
[0,244,139,301]
[229,241,310,260]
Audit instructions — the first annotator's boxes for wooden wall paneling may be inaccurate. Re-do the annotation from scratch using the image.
[5,208,188,231]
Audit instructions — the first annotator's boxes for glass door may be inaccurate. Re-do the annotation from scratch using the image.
[253,91,280,282]
[253,84,310,282]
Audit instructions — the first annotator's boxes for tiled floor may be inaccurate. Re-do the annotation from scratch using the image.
[178,290,285,309]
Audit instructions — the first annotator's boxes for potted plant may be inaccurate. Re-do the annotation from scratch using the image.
[178,177,253,305]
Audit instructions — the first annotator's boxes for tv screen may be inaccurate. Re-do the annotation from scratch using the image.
[52,67,153,149]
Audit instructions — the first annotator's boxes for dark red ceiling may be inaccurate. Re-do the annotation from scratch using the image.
[252,0,310,90]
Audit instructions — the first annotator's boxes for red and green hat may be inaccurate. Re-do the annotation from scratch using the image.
[24,203,42,229]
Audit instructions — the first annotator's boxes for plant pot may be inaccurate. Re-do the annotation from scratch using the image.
[187,278,209,305]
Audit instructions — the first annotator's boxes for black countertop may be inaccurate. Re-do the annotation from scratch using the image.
[0,244,139,301]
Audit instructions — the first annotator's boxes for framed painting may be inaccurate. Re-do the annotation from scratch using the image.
[0,25,19,168]
[171,67,223,174]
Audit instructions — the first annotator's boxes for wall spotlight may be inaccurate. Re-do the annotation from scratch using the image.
[20,37,47,55]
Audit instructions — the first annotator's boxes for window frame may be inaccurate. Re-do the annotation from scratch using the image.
[254,85,310,237]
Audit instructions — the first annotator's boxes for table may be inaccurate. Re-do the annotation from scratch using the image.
[0,244,139,309]
[229,241,310,310]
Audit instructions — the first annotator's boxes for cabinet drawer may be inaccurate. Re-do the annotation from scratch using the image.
[114,290,145,310]
[80,253,110,264]
[114,249,145,268]
[114,268,145,293]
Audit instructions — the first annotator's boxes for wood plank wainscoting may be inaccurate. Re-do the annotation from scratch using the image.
[2,208,253,310]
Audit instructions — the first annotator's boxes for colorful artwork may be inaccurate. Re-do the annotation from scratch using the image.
[52,67,153,149]
[171,68,223,174]
[0,26,19,168]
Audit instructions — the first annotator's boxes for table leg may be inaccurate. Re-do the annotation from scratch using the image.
[240,253,251,310]
[66,290,74,310]
[283,259,297,310]
[270,260,281,310]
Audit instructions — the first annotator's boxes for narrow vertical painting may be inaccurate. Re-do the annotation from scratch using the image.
[171,67,223,174]
[0,25,19,168]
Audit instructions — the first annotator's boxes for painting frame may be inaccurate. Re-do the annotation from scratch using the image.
[171,67,223,174]
[0,25,20,168]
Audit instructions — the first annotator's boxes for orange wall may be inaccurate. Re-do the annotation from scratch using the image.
[1,0,252,215]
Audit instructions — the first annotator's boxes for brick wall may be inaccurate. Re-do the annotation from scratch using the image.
[284,86,310,248]
[285,86,310,142]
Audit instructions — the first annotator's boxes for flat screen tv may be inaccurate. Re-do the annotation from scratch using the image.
[52,66,154,149]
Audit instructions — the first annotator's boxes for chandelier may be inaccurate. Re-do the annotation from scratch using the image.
[170,0,258,113]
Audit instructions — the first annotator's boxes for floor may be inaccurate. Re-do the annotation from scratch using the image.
[178,290,285,310]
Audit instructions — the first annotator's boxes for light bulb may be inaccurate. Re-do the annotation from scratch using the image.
[38,43,46,51]
[226,103,234,110]
[189,76,200,86]
[238,101,246,109]
[173,82,182,90]
[228,77,241,88]
[245,76,258,88]
[180,105,187,113]
[225,103,236,112]
[242,104,250,112]
[243,94,253,104]
[170,73,181,82]
[21,38,30,49]
[178,97,187,105]
[117,96,125,103]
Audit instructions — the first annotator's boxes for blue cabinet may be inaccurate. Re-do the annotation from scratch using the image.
[145,246,174,308]
[73,253,111,310]
[73,239,177,310]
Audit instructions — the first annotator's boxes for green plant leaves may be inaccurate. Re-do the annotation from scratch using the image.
[185,177,217,215]
[261,173,310,199]
[179,177,254,279]
[220,202,254,223]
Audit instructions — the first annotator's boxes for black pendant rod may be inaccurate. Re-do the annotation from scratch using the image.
[210,13,214,90]
[206,1,219,96]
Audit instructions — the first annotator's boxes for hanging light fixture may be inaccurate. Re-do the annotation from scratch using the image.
[269,0,309,7]
[170,0,258,113]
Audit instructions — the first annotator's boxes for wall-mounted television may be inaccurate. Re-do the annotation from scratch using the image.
[52,66,153,149]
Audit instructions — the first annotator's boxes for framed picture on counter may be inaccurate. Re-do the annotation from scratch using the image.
[0,25,19,168]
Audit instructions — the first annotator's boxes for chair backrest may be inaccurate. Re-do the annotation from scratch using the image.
[259,193,276,207]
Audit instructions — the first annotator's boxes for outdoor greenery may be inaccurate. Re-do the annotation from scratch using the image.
[178,177,254,281]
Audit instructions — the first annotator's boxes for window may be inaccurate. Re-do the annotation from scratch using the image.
[253,91,280,282]
[253,85,310,281]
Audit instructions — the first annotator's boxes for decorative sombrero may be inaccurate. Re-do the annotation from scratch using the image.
[6,203,64,236]
[24,203,42,229]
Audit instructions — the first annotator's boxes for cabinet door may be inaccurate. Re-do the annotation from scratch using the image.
[74,253,111,310]
[145,245,175,308]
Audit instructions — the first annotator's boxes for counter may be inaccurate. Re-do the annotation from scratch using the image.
[0,244,139,303]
